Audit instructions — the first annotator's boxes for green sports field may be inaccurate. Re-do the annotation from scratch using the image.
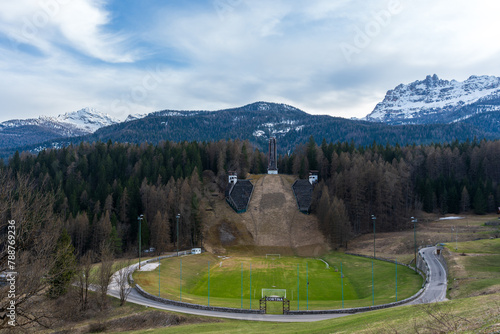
[133,252,422,312]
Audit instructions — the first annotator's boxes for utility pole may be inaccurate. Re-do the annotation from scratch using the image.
[412,217,418,267]
[176,213,180,257]
[395,259,398,301]
[371,215,376,258]
[158,254,161,297]
[250,263,252,310]
[138,215,143,269]
[341,261,344,309]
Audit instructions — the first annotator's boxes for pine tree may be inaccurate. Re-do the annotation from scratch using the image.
[460,186,471,213]
[48,229,77,298]
[473,188,487,215]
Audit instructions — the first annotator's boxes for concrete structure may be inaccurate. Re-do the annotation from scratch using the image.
[267,137,278,174]
[191,248,202,254]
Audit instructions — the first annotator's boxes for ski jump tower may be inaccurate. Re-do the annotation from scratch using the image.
[267,137,278,174]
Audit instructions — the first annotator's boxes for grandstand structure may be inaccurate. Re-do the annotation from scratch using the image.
[292,171,319,214]
[225,173,254,213]
[292,180,313,213]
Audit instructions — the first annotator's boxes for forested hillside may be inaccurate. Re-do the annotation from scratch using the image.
[2,102,500,159]
[3,138,500,257]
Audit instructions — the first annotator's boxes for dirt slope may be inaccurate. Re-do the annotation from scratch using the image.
[204,174,328,256]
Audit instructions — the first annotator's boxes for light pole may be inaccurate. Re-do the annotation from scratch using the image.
[371,215,376,258]
[395,258,398,302]
[158,253,161,297]
[454,226,458,251]
[139,217,141,269]
[138,215,143,269]
[412,217,418,267]
[176,213,180,257]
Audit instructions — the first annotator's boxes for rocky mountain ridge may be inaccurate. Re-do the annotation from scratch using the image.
[366,74,500,125]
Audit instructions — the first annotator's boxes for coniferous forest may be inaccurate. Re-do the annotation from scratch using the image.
[2,138,500,258]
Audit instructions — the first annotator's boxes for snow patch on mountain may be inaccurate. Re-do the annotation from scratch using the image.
[125,113,149,122]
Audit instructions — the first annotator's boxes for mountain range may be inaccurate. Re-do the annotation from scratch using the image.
[1,75,500,158]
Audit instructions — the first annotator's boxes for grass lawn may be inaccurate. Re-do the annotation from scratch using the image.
[123,293,500,334]
[446,238,500,299]
[445,237,500,254]
[133,252,422,311]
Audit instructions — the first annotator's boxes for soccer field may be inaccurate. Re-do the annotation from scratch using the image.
[133,252,422,311]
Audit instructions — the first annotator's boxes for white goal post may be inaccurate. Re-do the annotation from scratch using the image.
[265,254,281,259]
[262,288,286,298]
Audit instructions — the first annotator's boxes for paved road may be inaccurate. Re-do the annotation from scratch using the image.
[408,246,448,305]
[107,246,447,322]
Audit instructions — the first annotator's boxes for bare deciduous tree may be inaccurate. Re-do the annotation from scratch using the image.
[96,243,114,311]
[413,302,470,333]
[114,260,132,306]
[75,251,94,311]
[0,172,61,330]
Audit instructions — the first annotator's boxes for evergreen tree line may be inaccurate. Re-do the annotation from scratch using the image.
[4,138,500,256]
[277,137,500,247]
[6,139,265,258]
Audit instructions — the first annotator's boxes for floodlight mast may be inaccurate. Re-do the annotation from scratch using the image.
[138,214,144,269]
[412,217,418,268]
[176,213,180,257]
[371,215,376,258]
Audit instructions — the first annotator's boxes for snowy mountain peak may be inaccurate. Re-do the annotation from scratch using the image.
[54,107,119,133]
[0,107,119,136]
[366,75,500,124]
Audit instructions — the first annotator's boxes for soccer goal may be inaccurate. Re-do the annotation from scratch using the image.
[262,288,286,298]
[266,254,281,259]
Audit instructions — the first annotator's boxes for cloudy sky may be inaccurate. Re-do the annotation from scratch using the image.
[1,0,500,122]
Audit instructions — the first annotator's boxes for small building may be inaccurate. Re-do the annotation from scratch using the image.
[228,171,238,184]
[309,170,319,185]
[191,248,202,255]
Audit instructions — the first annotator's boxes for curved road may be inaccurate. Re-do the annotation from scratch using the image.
[107,246,447,323]
[409,246,448,305]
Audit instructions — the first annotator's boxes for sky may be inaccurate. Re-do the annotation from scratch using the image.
[1,0,500,122]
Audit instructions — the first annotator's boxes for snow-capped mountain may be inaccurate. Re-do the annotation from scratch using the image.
[0,108,120,150]
[1,107,119,135]
[366,75,500,124]
[53,107,120,133]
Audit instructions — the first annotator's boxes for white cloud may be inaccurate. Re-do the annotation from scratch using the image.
[1,0,500,123]
[0,0,136,63]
